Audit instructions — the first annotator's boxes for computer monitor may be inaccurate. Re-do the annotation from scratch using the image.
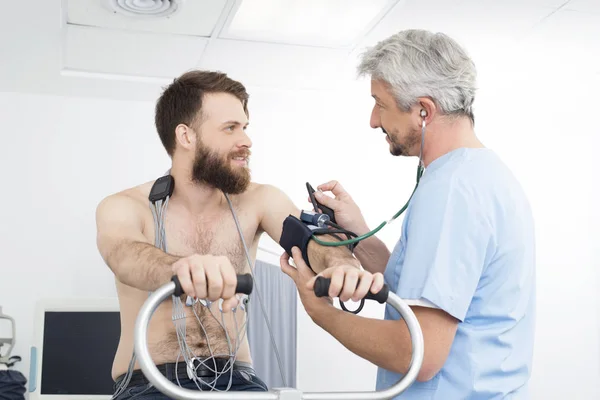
[29,298,121,400]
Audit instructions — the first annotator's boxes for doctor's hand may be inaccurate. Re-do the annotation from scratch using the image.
[308,261,385,303]
[280,247,334,316]
[310,180,369,235]
[281,247,384,307]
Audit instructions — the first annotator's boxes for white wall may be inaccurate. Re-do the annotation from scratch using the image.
[1,55,599,399]
[0,92,164,384]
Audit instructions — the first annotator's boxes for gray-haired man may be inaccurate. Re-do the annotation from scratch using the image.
[282,29,536,399]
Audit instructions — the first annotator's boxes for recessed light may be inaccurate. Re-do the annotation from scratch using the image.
[221,0,396,48]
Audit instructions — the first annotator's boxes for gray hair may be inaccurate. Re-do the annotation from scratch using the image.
[357,29,477,121]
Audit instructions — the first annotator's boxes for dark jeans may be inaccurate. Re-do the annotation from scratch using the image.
[113,362,268,399]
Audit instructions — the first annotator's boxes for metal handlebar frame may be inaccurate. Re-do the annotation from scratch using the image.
[134,281,424,400]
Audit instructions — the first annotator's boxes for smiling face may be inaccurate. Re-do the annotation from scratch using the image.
[189,92,252,194]
[369,79,421,157]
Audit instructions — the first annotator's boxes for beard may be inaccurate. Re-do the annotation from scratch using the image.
[385,126,421,157]
[191,142,251,194]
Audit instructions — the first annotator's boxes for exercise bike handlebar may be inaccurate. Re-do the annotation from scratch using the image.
[134,273,424,400]
[313,277,389,304]
[171,273,254,297]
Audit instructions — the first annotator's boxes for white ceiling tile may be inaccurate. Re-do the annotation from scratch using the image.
[64,25,208,78]
[66,0,229,37]
[3,0,598,102]
[198,39,352,90]
[524,0,573,7]
[219,0,398,48]
[361,0,556,49]
[517,9,600,75]
[347,0,573,100]
[527,8,600,50]
[532,8,600,42]
[564,0,600,15]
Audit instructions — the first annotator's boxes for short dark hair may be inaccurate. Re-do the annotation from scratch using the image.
[155,70,250,156]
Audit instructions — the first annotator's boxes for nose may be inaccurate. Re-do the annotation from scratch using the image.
[370,105,380,129]
[238,130,252,149]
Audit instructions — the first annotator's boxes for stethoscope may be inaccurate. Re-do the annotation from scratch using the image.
[311,108,428,248]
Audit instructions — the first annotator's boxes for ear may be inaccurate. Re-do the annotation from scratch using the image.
[416,98,436,126]
[175,124,197,151]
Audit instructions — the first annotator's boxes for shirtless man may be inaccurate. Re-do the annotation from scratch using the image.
[95,70,380,399]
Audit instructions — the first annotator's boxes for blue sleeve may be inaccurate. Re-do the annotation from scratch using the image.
[394,177,493,322]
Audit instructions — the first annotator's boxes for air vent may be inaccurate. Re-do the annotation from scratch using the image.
[107,0,183,18]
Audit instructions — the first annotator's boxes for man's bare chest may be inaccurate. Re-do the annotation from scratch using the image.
[145,206,260,273]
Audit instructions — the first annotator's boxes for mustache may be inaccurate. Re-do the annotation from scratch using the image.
[229,149,251,158]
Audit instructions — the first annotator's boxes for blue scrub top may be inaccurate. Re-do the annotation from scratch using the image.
[377,148,536,399]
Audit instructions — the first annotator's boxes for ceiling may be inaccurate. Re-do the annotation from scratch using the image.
[0,0,598,102]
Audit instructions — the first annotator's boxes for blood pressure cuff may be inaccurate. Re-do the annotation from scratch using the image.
[280,215,316,271]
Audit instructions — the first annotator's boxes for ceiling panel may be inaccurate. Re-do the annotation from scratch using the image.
[2,0,597,102]
[360,0,556,49]
[219,0,399,48]
[350,0,561,86]
[526,0,574,7]
[198,39,353,90]
[564,0,600,14]
[519,8,600,74]
[66,0,229,36]
[64,25,209,78]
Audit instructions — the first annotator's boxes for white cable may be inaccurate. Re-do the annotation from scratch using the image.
[224,193,288,387]
[118,185,273,396]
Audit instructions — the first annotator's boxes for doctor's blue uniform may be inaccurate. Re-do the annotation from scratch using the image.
[376,148,536,399]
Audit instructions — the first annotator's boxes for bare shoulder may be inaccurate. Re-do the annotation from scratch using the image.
[95,180,155,225]
[95,181,158,262]
[237,182,295,208]
[240,182,300,224]
[247,182,291,200]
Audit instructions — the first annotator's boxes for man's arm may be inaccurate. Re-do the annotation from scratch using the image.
[302,176,490,381]
[256,184,360,273]
[310,302,458,382]
[95,194,181,291]
[307,183,390,274]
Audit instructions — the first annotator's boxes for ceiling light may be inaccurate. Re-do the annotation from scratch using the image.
[106,0,183,18]
[222,0,395,48]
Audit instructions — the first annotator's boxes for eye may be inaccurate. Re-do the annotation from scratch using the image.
[225,125,235,131]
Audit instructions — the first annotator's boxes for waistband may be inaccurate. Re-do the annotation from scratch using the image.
[114,358,255,389]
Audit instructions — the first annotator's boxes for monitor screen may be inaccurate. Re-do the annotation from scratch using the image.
[40,311,120,395]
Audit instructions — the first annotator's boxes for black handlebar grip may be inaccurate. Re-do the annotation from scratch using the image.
[235,273,253,295]
[313,276,389,304]
[171,273,254,297]
[172,274,184,297]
